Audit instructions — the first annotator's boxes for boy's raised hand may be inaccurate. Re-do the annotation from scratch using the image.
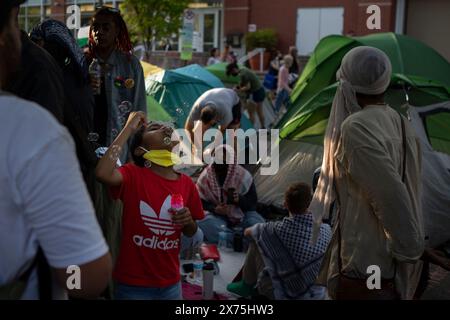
[125,111,147,132]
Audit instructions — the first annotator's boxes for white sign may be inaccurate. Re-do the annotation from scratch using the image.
[248,24,257,32]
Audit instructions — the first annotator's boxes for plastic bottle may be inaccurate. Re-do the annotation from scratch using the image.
[89,59,102,95]
[202,259,215,300]
[217,225,227,250]
[193,253,204,284]
[170,194,183,230]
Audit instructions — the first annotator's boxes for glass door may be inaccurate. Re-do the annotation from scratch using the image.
[191,9,220,53]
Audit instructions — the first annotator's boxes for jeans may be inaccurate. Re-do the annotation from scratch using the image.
[115,281,182,300]
[197,211,265,244]
[274,89,290,112]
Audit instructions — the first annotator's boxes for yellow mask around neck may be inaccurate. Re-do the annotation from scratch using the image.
[140,147,181,167]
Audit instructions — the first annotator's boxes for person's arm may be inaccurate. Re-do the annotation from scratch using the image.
[341,123,424,262]
[280,68,292,93]
[239,74,251,92]
[96,111,146,186]
[171,207,198,237]
[185,116,195,145]
[132,57,148,115]
[16,127,111,299]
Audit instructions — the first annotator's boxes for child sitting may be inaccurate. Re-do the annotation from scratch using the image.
[96,112,204,300]
[227,182,331,299]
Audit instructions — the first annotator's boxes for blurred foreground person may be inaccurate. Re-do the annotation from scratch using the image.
[311,46,424,300]
[0,0,111,300]
[29,19,97,197]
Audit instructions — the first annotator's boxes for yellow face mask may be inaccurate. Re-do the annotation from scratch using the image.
[139,147,181,167]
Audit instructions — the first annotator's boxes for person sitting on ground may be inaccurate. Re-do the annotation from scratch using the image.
[274,55,293,114]
[196,145,265,244]
[95,112,205,300]
[227,182,331,300]
[226,62,266,128]
[184,88,242,151]
[207,47,221,66]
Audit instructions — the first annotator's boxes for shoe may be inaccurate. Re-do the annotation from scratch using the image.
[226,280,257,298]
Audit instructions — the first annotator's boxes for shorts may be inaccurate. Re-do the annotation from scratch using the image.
[250,87,266,103]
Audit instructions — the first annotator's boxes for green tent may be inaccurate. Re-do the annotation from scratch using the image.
[255,33,450,247]
[278,33,450,155]
[147,95,172,122]
[205,62,241,85]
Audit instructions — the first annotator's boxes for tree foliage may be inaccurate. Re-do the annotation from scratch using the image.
[120,0,190,50]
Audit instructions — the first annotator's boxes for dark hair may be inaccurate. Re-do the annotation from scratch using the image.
[226,62,239,77]
[88,6,132,60]
[129,126,146,167]
[285,182,312,215]
[200,106,217,124]
[0,0,24,34]
[210,47,218,57]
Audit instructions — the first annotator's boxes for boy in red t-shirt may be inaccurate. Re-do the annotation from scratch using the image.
[96,111,204,299]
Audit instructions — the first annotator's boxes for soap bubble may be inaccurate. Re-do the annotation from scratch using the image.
[87,132,99,142]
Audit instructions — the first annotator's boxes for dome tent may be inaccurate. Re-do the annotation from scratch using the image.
[255,33,450,247]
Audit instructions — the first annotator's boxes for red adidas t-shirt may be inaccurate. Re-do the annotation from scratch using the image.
[110,164,204,287]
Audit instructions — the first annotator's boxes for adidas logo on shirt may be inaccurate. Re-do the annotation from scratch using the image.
[133,234,180,250]
[140,197,176,236]
[133,196,180,251]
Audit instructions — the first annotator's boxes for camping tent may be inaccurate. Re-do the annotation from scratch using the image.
[141,61,163,78]
[146,64,260,130]
[145,64,225,128]
[175,64,224,88]
[255,33,450,247]
[205,62,240,85]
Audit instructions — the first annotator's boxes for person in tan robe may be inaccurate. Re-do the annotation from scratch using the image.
[310,46,425,299]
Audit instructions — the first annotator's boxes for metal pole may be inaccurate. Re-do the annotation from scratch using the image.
[40,0,44,22]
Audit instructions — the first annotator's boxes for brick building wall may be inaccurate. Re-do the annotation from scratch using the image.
[224,0,397,54]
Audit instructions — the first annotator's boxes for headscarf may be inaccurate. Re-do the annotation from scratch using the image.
[30,19,89,80]
[309,46,392,242]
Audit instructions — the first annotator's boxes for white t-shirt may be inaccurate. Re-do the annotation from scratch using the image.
[0,94,109,299]
[187,88,240,127]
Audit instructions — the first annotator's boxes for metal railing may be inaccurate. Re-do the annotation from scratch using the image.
[238,47,265,72]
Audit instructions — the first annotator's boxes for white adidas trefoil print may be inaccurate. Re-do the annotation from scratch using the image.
[132,195,180,250]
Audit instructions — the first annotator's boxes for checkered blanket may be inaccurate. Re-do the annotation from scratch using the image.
[250,214,331,299]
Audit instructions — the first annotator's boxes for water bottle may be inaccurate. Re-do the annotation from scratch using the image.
[170,194,183,230]
[202,260,215,300]
[193,253,203,284]
[89,59,101,95]
[218,225,227,250]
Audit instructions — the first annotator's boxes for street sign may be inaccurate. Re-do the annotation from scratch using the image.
[181,9,195,61]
